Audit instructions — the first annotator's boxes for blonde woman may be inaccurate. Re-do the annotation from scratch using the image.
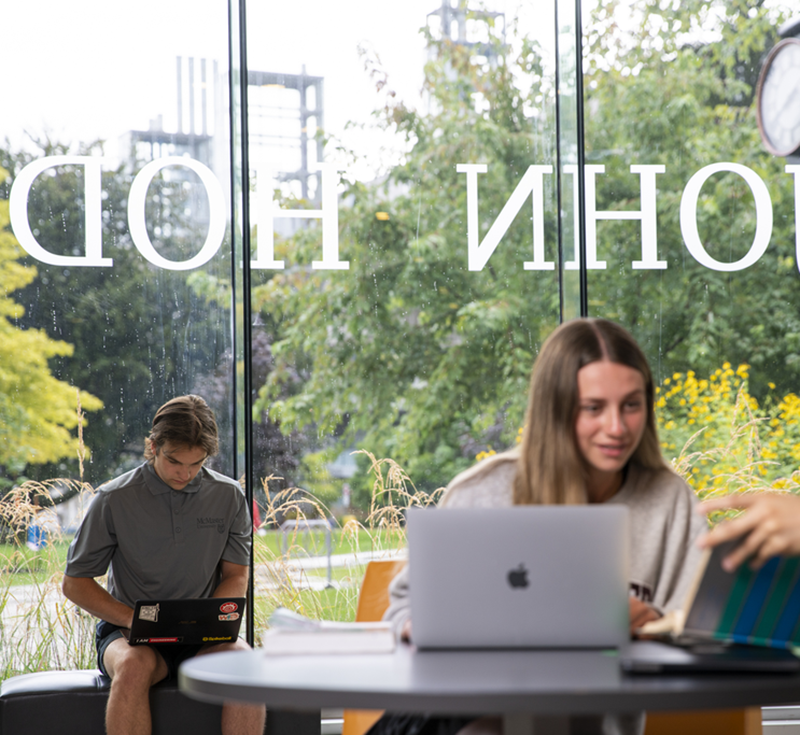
[378,318,705,735]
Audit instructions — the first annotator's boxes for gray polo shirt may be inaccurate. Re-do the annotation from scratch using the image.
[65,462,251,608]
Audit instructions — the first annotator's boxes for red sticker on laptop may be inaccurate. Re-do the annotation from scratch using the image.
[219,601,239,614]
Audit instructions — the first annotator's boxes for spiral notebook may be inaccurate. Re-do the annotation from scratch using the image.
[641,540,800,649]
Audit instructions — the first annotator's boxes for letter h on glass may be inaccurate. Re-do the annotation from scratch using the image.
[253,164,348,270]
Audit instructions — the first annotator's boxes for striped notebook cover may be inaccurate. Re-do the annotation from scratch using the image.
[682,540,800,649]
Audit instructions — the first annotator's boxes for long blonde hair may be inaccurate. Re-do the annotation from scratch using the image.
[513,318,668,505]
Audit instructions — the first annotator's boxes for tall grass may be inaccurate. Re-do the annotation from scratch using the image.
[0,452,441,674]
[251,452,441,640]
[0,481,97,678]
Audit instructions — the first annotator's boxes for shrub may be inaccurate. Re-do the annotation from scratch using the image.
[656,363,800,509]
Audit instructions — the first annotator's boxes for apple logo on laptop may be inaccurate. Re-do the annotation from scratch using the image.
[507,564,529,589]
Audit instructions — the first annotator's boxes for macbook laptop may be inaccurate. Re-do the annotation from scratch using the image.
[407,506,629,649]
[128,597,245,645]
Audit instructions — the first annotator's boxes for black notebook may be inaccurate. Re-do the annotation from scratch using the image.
[129,597,245,645]
[621,640,800,674]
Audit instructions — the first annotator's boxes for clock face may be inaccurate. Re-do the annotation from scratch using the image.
[757,38,800,157]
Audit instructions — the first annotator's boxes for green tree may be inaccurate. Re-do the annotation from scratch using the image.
[253,0,799,504]
[0,142,234,484]
[0,168,102,481]
[584,0,796,396]
[254,18,561,497]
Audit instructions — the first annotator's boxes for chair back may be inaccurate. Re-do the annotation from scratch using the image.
[341,559,406,735]
[644,708,762,735]
[355,559,406,622]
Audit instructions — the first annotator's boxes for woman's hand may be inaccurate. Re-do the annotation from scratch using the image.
[629,597,659,637]
[698,493,800,571]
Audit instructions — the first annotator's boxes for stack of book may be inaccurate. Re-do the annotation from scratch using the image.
[261,607,396,655]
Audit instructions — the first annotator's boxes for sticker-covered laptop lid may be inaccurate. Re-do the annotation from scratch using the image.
[129,597,245,645]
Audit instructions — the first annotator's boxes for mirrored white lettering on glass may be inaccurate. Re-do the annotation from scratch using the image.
[8,155,798,273]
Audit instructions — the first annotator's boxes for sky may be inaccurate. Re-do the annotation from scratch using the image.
[2,0,542,179]
[3,1,229,152]
[3,0,793,163]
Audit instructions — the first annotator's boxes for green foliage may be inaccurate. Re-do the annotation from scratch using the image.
[0,171,102,475]
[254,19,560,492]
[657,362,800,500]
[0,142,234,484]
[298,448,345,506]
[584,0,797,397]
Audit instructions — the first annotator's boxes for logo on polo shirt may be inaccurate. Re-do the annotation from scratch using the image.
[197,516,226,533]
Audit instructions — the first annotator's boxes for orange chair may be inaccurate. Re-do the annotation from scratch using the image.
[342,560,762,735]
[644,707,762,735]
[341,559,407,735]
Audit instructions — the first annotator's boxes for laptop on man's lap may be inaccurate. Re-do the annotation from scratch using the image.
[128,597,245,645]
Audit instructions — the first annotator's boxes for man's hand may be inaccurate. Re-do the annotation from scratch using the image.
[629,597,659,637]
[698,493,800,571]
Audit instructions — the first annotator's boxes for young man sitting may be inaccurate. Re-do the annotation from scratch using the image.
[62,394,265,735]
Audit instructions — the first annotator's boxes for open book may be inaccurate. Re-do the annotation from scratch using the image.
[641,540,800,649]
[261,607,396,655]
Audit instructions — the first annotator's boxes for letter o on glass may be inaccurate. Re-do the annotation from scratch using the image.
[128,157,226,271]
[680,162,773,272]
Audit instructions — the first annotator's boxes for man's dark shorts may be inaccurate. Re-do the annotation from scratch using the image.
[96,621,203,680]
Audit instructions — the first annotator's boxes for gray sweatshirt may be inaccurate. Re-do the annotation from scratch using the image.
[384,449,707,636]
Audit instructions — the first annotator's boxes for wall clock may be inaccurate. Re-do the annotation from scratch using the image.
[756,37,800,157]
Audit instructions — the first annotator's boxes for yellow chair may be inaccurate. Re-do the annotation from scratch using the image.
[341,559,407,735]
[342,560,762,735]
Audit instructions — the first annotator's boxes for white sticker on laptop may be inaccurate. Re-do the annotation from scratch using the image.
[139,604,160,622]
[219,613,240,621]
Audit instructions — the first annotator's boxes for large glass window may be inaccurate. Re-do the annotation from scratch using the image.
[0,0,235,670]
[243,1,562,513]
[2,0,797,665]
[2,1,235,484]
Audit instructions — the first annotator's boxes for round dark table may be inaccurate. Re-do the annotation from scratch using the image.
[179,643,800,735]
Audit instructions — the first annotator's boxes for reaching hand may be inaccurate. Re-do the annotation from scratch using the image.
[629,597,659,636]
[697,493,800,571]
